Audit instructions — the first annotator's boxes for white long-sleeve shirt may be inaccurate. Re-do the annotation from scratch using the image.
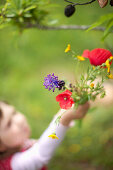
[11,110,75,170]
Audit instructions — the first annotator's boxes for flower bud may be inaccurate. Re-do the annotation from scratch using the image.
[64,5,76,17]
[58,80,65,90]
[69,83,72,88]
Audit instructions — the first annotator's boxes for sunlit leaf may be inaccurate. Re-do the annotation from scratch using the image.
[24,5,37,12]
[102,19,113,41]
[87,13,113,32]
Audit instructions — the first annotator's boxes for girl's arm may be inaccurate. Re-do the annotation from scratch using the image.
[11,112,69,170]
[11,103,89,170]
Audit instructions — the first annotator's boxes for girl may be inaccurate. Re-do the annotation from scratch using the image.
[0,101,89,170]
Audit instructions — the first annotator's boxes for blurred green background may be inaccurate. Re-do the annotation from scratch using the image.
[0,0,113,169]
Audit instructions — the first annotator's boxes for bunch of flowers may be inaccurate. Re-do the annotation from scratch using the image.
[43,45,113,139]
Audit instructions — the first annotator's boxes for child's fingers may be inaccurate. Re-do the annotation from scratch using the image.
[59,102,89,126]
[71,102,90,119]
[62,102,90,120]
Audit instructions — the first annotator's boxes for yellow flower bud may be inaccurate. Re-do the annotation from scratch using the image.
[48,133,59,139]
[65,44,71,53]
[110,56,113,60]
[93,66,95,70]
[77,56,85,61]
[105,59,110,73]
[108,74,113,79]
[90,83,94,88]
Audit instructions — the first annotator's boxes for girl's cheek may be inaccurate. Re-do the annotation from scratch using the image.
[8,125,29,147]
[1,126,22,147]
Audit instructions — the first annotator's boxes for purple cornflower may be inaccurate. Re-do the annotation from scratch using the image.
[43,73,59,92]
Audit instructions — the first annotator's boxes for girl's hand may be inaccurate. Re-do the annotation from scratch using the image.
[60,102,90,126]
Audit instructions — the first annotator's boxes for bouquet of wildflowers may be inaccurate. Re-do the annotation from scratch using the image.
[43,45,113,139]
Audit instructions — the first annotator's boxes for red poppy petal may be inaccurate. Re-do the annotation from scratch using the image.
[58,97,74,109]
[70,97,75,104]
[64,89,72,96]
[59,101,72,109]
[60,89,72,96]
[64,101,73,109]
[82,49,90,58]
[56,90,72,102]
[56,94,70,102]
[59,101,67,109]
[56,94,64,102]
[89,48,112,66]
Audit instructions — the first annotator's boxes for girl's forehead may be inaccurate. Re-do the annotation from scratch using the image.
[0,102,15,129]
[0,102,14,114]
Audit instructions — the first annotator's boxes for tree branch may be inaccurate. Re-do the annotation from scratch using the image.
[26,23,106,31]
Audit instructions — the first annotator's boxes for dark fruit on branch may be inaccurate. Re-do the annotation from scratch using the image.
[64,5,75,17]
[110,0,113,6]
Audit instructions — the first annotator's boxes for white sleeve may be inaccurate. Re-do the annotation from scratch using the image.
[11,110,73,170]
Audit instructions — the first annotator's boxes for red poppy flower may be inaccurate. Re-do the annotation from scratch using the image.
[82,48,112,66]
[56,89,74,109]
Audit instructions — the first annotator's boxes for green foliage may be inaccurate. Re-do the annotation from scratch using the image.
[0,0,51,30]
[63,49,111,109]
[0,0,113,41]
[87,12,113,40]
[0,21,113,169]
[0,2,113,168]
[72,65,106,106]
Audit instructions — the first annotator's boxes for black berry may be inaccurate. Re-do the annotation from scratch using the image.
[64,5,76,17]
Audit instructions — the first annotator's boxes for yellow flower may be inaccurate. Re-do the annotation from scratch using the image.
[93,66,95,70]
[110,56,113,60]
[105,59,110,67]
[108,74,113,79]
[90,83,94,88]
[48,133,59,139]
[77,56,85,61]
[65,44,71,53]
[107,67,110,73]
[105,59,110,73]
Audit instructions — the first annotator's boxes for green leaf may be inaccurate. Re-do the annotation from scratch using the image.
[6,13,16,17]
[100,91,106,98]
[80,74,84,81]
[24,13,32,18]
[91,95,96,101]
[102,19,113,41]
[79,96,88,104]
[24,5,37,12]
[88,94,91,100]
[55,116,61,125]
[47,19,58,25]
[87,13,113,32]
